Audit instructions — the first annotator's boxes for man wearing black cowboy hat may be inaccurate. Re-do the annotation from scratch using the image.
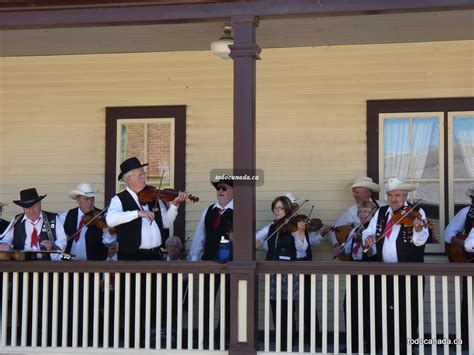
[106,156,187,261]
[188,176,233,348]
[0,188,67,260]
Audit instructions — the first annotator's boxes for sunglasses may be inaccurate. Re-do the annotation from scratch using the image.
[216,185,228,191]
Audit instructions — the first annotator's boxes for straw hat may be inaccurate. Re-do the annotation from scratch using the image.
[350,176,380,192]
[385,176,416,192]
[68,183,99,200]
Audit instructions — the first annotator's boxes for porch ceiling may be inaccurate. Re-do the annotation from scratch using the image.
[0,9,473,56]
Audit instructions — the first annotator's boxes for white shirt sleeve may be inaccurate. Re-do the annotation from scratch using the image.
[411,208,430,246]
[362,209,379,256]
[308,231,323,247]
[292,231,309,259]
[51,216,67,261]
[162,202,179,229]
[106,195,139,227]
[464,228,474,252]
[444,206,469,243]
[0,219,15,247]
[256,224,270,251]
[188,208,208,261]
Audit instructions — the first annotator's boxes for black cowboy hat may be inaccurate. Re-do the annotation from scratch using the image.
[13,188,47,208]
[118,157,149,181]
[211,176,233,189]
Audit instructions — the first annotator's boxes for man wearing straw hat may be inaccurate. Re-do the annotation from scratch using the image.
[59,183,114,261]
[0,188,67,260]
[329,176,386,256]
[362,177,429,354]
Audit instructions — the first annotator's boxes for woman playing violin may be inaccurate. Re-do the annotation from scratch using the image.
[361,177,429,354]
[255,195,310,349]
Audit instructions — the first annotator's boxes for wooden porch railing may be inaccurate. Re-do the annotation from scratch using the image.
[0,261,472,355]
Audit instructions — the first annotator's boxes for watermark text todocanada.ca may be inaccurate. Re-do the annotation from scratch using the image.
[407,338,462,345]
[211,169,264,186]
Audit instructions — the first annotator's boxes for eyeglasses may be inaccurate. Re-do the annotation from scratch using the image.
[273,206,285,211]
[216,185,228,191]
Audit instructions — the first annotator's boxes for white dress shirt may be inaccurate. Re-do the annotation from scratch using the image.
[0,212,67,261]
[342,225,364,260]
[189,200,233,261]
[59,208,113,261]
[362,203,429,263]
[106,187,178,249]
[255,222,309,259]
[444,206,471,243]
[464,228,474,252]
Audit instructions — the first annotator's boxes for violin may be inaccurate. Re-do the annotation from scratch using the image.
[137,185,199,205]
[81,209,110,230]
[446,234,474,263]
[391,206,429,229]
[276,215,327,234]
[335,225,353,245]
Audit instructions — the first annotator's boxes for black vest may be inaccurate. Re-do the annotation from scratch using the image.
[63,207,108,261]
[464,204,474,235]
[13,211,58,260]
[265,222,298,261]
[115,190,165,259]
[348,223,375,262]
[202,205,233,261]
[374,205,425,263]
[0,219,9,235]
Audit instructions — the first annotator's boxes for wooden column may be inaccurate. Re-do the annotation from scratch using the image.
[228,15,260,355]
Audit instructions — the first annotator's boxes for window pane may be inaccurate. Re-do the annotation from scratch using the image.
[412,118,439,179]
[453,116,474,179]
[147,122,172,186]
[120,122,146,163]
[384,118,409,179]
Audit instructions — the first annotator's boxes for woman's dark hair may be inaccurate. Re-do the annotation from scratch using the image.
[271,195,293,216]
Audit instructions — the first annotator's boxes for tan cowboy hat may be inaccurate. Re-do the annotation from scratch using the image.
[68,183,99,199]
[350,176,380,192]
[284,192,306,206]
[385,176,417,192]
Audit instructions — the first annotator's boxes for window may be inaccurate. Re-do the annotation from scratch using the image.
[105,106,186,237]
[367,98,474,254]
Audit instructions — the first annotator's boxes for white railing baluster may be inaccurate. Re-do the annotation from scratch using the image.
[177,272,183,350]
[156,273,162,349]
[20,272,28,347]
[198,273,204,350]
[51,272,59,347]
[209,273,215,350]
[369,274,376,355]
[287,273,293,352]
[187,273,194,350]
[72,272,79,347]
[298,273,304,353]
[454,276,461,355]
[322,274,328,354]
[166,273,173,349]
[11,272,19,347]
[83,272,89,348]
[144,272,151,349]
[42,272,49,347]
[430,275,437,355]
[93,272,100,348]
[219,273,225,351]
[134,273,141,349]
[276,273,281,352]
[418,275,424,355]
[62,273,69,347]
[103,272,110,349]
[31,272,38,346]
[1,272,8,346]
[393,275,399,355]
[310,274,316,354]
[357,274,363,355]
[333,274,339,355]
[346,275,351,355]
[405,275,412,355]
[264,274,270,352]
[124,272,131,348]
[442,275,449,355]
[113,272,120,349]
[381,275,387,355]
[467,276,473,355]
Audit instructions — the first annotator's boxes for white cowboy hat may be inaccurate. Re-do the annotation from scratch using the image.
[284,192,306,206]
[385,176,416,192]
[350,176,380,192]
[68,183,99,200]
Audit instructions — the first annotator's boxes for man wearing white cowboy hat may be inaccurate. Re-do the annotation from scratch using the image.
[362,176,429,354]
[328,176,386,256]
[59,183,115,261]
[444,184,474,349]
[0,202,9,235]
[0,188,67,260]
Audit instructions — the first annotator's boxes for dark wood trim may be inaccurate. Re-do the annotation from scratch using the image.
[1,260,472,276]
[105,105,186,238]
[1,0,473,29]
[367,97,474,228]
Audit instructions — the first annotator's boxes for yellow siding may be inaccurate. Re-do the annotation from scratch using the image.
[0,40,473,257]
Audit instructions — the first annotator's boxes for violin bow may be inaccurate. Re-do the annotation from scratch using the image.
[151,169,166,225]
[69,206,109,241]
[339,206,378,251]
[362,199,423,254]
[263,199,309,242]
